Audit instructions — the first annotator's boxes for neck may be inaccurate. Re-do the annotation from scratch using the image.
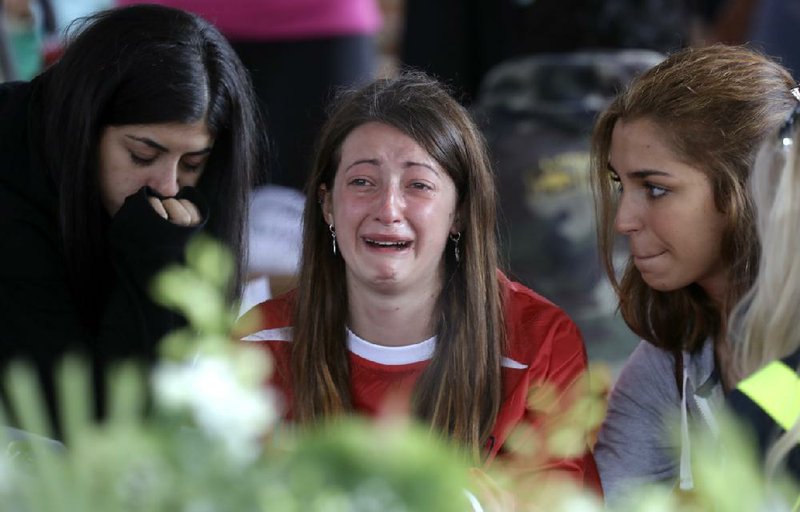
[699,269,730,312]
[347,281,441,347]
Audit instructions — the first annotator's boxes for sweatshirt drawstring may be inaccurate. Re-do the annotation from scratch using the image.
[679,359,694,491]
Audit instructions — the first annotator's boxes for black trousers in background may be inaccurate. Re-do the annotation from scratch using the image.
[233,35,377,192]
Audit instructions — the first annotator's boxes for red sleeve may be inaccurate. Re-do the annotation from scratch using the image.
[492,274,602,495]
[234,291,296,418]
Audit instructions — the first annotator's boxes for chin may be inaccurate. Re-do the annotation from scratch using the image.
[642,276,687,293]
[362,268,402,287]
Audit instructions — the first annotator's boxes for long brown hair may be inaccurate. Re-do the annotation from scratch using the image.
[591,45,796,354]
[291,72,505,454]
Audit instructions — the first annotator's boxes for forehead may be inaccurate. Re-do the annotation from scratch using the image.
[610,118,717,192]
[610,119,687,169]
[611,118,670,153]
[338,122,436,164]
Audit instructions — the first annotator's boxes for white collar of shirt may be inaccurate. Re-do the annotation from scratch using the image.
[347,327,435,365]
[242,326,528,369]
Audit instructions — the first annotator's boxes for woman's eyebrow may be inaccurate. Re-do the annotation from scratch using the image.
[344,158,441,177]
[629,170,671,179]
[125,135,168,152]
[607,162,670,179]
[345,158,380,171]
[125,135,212,156]
[403,161,440,176]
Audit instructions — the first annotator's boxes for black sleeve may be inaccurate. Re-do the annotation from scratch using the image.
[0,185,208,434]
[728,352,800,483]
[727,388,776,466]
[102,186,209,359]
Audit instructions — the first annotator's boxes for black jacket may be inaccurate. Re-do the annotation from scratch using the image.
[728,348,800,483]
[0,80,207,436]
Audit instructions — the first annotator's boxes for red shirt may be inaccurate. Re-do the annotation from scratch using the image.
[240,273,600,491]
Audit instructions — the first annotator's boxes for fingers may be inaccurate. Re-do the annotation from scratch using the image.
[161,198,202,226]
[147,196,202,226]
[147,196,169,220]
[177,199,201,224]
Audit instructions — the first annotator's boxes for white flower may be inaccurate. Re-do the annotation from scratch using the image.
[152,354,278,465]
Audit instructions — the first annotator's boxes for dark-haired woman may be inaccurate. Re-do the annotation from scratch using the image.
[0,4,264,433]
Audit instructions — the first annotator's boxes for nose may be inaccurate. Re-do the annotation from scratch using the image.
[148,163,180,198]
[375,183,405,224]
[614,192,642,235]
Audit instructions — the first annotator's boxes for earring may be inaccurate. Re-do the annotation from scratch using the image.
[329,224,337,255]
[449,232,461,263]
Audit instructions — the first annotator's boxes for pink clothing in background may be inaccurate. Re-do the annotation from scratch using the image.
[115,0,382,40]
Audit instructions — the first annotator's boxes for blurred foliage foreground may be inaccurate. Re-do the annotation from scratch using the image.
[0,236,798,511]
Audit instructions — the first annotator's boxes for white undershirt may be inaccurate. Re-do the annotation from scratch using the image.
[346,328,436,365]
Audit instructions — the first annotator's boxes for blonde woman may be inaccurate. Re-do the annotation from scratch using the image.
[728,99,800,483]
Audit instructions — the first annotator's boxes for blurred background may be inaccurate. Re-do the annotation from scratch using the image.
[2,0,797,370]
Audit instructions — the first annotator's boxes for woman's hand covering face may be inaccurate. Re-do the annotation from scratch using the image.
[147,196,203,226]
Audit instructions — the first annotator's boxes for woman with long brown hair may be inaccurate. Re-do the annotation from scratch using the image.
[590,45,797,501]
[240,71,600,496]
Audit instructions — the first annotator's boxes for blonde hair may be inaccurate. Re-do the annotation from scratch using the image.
[591,45,797,357]
[731,104,800,477]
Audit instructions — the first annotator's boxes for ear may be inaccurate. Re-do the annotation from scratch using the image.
[319,184,334,225]
[450,210,462,235]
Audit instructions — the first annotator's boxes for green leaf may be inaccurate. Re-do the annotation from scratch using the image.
[107,363,146,426]
[4,362,72,511]
[56,356,92,445]
[186,234,235,289]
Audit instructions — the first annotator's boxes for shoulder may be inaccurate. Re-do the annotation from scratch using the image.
[0,81,31,114]
[0,79,54,216]
[595,341,683,499]
[624,339,678,372]
[783,346,800,369]
[500,272,586,366]
[236,290,296,341]
[0,187,62,278]
[611,340,680,405]
[727,387,767,424]
[0,81,33,150]
[733,349,800,426]
[236,292,295,380]
[501,272,577,333]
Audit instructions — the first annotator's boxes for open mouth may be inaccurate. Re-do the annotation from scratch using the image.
[364,238,412,250]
